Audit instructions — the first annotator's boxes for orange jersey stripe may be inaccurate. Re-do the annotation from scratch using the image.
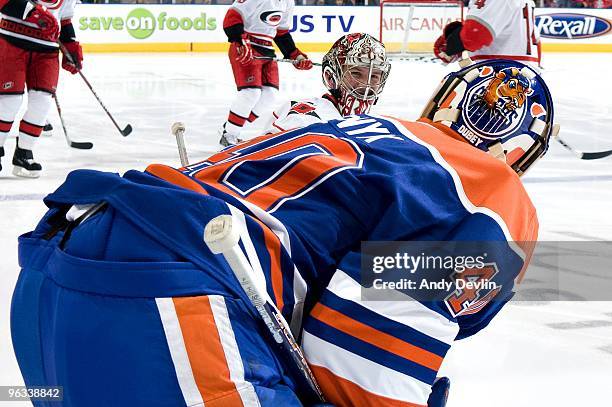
[311,364,426,407]
[405,119,538,245]
[310,303,443,372]
[253,218,284,312]
[172,296,244,405]
[146,164,209,195]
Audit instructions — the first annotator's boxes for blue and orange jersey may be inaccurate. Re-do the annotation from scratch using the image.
[19,115,537,407]
[144,115,538,406]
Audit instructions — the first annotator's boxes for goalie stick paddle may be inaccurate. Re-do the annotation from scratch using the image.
[556,136,612,160]
[54,93,93,150]
[204,214,326,403]
[59,43,133,138]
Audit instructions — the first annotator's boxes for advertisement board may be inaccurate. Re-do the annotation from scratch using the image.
[73,5,612,53]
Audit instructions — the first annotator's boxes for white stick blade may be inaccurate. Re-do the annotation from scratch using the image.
[204,215,241,254]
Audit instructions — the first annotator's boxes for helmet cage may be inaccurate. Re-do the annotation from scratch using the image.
[322,34,391,115]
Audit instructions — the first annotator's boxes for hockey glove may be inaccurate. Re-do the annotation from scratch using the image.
[290,49,313,70]
[25,3,59,42]
[235,34,254,66]
[433,21,464,64]
[61,41,83,74]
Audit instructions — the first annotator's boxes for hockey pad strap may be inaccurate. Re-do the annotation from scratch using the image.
[274,31,297,59]
[60,19,76,43]
[443,21,465,56]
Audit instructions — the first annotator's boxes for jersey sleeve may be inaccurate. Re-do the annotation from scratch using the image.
[467,0,518,42]
[279,0,294,31]
[59,0,78,22]
[300,116,539,405]
[266,100,326,133]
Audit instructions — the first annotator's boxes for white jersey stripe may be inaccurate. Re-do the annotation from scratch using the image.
[327,270,459,345]
[0,28,58,48]
[303,330,431,404]
[209,296,261,407]
[155,298,206,407]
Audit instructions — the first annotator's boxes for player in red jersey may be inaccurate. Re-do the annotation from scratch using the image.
[0,0,82,177]
[434,0,540,66]
[218,0,313,147]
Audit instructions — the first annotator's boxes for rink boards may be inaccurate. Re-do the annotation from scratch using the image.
[73,5,612,54]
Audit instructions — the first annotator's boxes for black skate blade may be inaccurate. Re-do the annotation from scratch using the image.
[121,124,133,137]
[70,141,94,150]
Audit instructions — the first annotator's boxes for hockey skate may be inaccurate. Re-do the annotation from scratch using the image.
[218,123,242,148]
[12,146,42,178]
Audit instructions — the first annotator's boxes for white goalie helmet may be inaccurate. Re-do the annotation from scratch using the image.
[322,33,391,116]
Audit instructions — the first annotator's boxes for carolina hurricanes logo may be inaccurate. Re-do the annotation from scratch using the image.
[462,66,534,139]
[260,11,283,26]
[38,0,64,10]
[288,101,320,118]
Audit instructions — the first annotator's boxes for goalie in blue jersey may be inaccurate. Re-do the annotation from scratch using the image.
[11,59,557,407]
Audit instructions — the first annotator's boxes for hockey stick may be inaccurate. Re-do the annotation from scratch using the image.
[171,122,189,166]
[59,43,133,137]
[204,214,325,403]
[53,93,93,150]
[253,56,322,67]
[556,136,612,160]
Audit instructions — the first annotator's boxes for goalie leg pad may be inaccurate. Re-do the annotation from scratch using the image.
[12,186,306,406]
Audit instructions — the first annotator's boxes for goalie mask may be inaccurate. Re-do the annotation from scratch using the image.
[421,60,558,176]
[322,33,391,116]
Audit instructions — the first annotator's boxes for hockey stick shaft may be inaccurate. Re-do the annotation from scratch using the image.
[556,136,612,160]
[59,43,132,137]
[53,93,93,150]
[204,215,325,402]
[171,122,189,166]
[253,56,322,67]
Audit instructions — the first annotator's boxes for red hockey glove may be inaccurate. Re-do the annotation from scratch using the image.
[433,35,459,64]
[290,49,313,70]
[61,41,83,74]
[434,21,464,64]
[25,4,59,42]
[235,34,253,66]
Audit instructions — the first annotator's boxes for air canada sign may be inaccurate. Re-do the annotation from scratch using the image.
[536,13,611,40]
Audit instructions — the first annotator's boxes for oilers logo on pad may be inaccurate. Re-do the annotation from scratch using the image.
[461,66,534,140]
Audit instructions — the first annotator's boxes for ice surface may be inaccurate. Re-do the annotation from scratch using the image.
[1,52,611,406]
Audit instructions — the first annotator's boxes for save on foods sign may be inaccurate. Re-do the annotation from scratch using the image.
[75,5,227,43]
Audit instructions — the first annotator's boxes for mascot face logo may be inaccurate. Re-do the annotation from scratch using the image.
[462,66,534,139]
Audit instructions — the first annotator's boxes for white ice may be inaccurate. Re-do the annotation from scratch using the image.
[1,52,611,406]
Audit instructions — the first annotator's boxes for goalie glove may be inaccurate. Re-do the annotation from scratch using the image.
[234,34,253,66]
[289,49,313,71]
